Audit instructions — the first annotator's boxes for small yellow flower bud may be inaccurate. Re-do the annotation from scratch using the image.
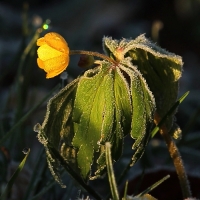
[37,32,70,78]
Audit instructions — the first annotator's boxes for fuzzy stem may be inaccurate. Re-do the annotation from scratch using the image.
[70,50,118,65]
[154,112,192,199]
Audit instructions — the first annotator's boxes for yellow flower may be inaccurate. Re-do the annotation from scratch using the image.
[37,32,70,78]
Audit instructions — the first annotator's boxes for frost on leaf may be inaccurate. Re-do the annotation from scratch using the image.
[119,58,156,165]
[36,78,79,187]
[103,35,183,130]
[36,125,66,188]
[36,34,182,184]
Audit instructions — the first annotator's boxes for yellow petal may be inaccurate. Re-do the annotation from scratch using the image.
[43,32,69,54]
[46,66,67,78]
[42,55,69,78]
[37,44,63,61]
[37,58,45,69]
[37,37,46,46]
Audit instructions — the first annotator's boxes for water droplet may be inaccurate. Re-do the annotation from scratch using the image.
[22,148,29,154]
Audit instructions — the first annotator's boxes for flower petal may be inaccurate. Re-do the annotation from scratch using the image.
[37,37,47,46]
[42,55,69,78]
[36,32,70,78]
[37,44,63,61]
[46,67,67,78]
[43,32,69,54]
[37,58,45,69]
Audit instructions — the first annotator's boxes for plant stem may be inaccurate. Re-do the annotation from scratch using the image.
[154,112,192,199]
[105,142,120,200]
[70,50,118,65]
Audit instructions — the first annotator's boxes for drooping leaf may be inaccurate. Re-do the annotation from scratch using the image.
[103,35,183,130]
[36,78,79,187]
[36,34,182,186]
[119,58,155,165]
[94,65,132,178]
[72,63,115,179]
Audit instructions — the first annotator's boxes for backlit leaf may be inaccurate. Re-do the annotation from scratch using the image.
[103,35,182,130]
[36,34,182,185]
[119,58,155,165]
[72,63,115,179]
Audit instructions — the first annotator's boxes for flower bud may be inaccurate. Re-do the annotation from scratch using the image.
[37,32,70,78]
[78,55,95,68]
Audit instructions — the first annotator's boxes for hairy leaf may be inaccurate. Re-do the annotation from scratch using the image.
[36,34,182,185]
[72,64,115,179]
[119,58,155,165]
[103,35,182,130]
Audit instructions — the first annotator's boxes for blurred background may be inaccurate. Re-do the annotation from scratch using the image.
[0,0,200,199]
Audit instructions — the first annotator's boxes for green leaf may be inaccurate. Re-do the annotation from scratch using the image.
[36,78,79,187]
[110,67,132,159]
[103,35,183,130]
[0,149,30,199]
[37,60,139,182]
[43,79,79,147]
[124,175,170,200]
[119,58,156,165]
[94,66,132,178]
[135,175,170,198]
[72,63,115,179]
[114,67,132,136]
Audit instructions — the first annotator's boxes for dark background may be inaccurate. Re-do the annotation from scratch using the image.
[0,0,200,199]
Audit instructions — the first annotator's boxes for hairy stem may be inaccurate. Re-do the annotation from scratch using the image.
[70,50,118,65]
[154,112,192,199]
